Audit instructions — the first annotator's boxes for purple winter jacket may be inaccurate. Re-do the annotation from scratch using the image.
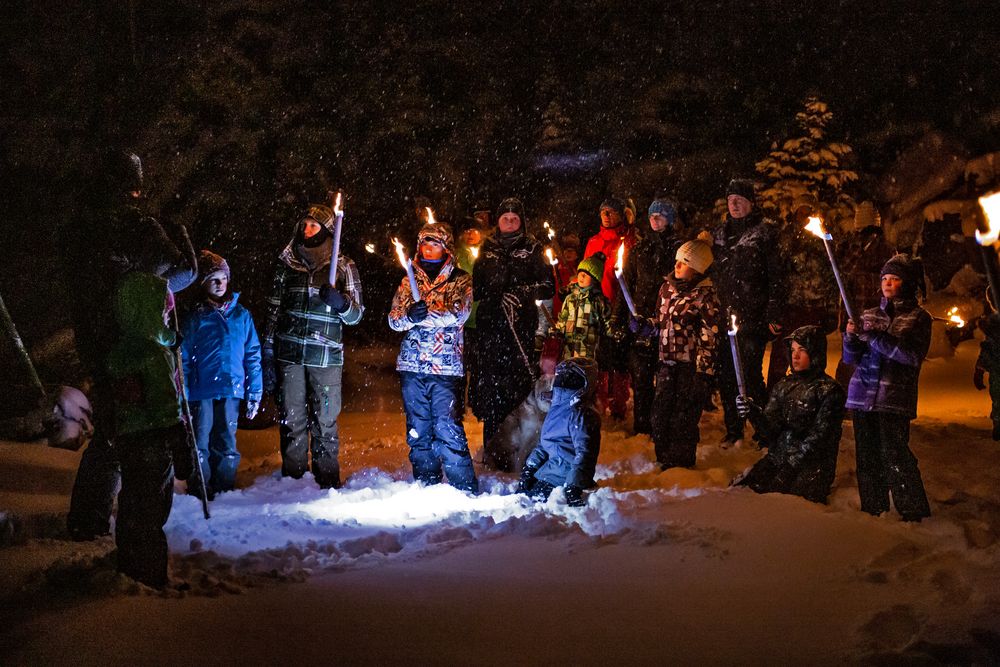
[842,297,931,419]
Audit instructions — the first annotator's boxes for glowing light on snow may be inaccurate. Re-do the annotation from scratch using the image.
[947,306,965,328]
[545,247,558,265]
[425,206,437,225]
[365,243,376,254]
[976,192,1000,246]
[804,216,832,240]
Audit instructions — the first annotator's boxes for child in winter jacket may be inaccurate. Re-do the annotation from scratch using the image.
[518,356,601,506]
[974,313,1000,440]
[388,222,478,492]
[630,240,719,469]
[180,250,263,497]
[843,253,932,521]
[105,273,187,588]
[735,325,846,503]
[556,252,611,361]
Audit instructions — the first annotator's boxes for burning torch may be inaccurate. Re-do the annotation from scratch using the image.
[545,247,559,287]
[727,313,748,398]
[976,192,1000,311]
[614,242,637,317]
[328,191,344,286]
[393,238,421,302]
[804,216,858,324]
[535,299,557,329]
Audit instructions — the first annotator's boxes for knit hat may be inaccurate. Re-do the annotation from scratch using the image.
[725,179,755,203]
[301,204,335,229]
[496,197,525,224]
[675,240,714,275]
[600,197,627,219]
[880,253,926,299]
[577,252,606,284]
[198,249,231,283]
[560,233,581,251]
[647,198,678,227]
[417,221,454,253]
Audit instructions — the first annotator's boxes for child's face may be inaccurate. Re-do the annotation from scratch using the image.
[674,260,697,281]
[562,247,579,266]
[419,239,445,261]
[790,340,811,372]
[204,272,229,300]
[881,273,903,299]
[577,271,593,288]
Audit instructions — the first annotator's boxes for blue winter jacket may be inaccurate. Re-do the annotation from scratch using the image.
[181,293,263,402]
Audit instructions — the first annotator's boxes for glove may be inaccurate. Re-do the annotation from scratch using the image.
[501,292,521,311]
[974,366,986,391]
[628,315,656,338]
[319,284,349,312]
[564,485,586,507]
[516,466,538,494]
[735,394,757,418]
[246,400,260,420]
[406,300,429,323]
[262,347,277,394]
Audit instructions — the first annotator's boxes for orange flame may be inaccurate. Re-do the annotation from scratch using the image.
[470,246,479,259]
[804,216,831,240]
[425,206,436,225]
[545,247,558,265]
[947,306,965,328]
[976,192,1000,246]
[392,238,408,268]
[728,314,739,336]
[364,242,375,254]
[333,191,343,216]
[615,242,626,272]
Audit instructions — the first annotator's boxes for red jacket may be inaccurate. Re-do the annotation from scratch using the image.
[584,224,637,304]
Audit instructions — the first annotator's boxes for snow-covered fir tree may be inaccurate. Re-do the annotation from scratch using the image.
[755,96,859,230]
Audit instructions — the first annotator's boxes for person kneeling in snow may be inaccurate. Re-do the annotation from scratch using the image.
[388,222,478,492]
[734,325,845,503]
[180,250,263,498]
[517,357,601,506]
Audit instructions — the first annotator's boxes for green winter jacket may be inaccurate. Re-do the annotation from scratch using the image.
[557,282,611,361]
[106,273,183,436]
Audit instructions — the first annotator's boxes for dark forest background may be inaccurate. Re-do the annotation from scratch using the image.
[2,1,998,376]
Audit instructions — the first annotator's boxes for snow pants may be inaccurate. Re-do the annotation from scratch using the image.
[190,397,241,495]
[650,363,708,468]
[736,454,834,504]
[116,425,179,589]
[853,411,931,521]
[67,381,120,539]
[597,336,630,420]
[400,372,478,492]
[716,330,769,442]
[628,343,657,434]
[277,363,342,489]
[477,366,533,466]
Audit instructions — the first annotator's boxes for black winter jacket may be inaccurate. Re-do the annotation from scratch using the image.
[711,210,785,336]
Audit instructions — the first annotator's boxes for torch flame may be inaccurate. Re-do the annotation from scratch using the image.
[425,207,436,225]
[392,237,408,268]
[534,299,543,307]
[545,247,558,265]
[804,216,832,241]
[976,191,1000,246]
[333,191,343,216]
[470,246,479,259]
[729,314,739,336]
[615,242,626,272]
[947,306,966,328]
[364,242,375,254]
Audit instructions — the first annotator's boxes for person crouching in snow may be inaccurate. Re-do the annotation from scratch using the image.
[734,325,846,502]
[973,312,1000,441]
[556,252,611,362]
[388,222,478,493]
[106,273,188,588]
[180,250,262,499]
[517,356,601,506]
[629,240,719,469]
[844,254,932,521]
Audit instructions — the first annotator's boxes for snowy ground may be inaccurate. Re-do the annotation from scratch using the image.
[2,333,1000,664]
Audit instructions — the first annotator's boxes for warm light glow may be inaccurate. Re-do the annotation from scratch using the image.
[728,314,739,336]
[947,306,966,328]
[333,191,343,216]
[976,192,1000,246]
[545,247,558,265]
[392,237,409,268]
[364,243,375,254]
[804,216,832,240]
[615,242,626,273]
[470,246,479,259]
[534,299,543,307]
[426,206,436,225]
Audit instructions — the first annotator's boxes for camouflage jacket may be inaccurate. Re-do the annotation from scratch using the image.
[655,273,720,374]
[388,256,472,377]
[556,283,611,361]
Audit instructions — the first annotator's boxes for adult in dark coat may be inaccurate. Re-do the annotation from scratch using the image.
[736,325,846,503]
[612,197,685,434]
[843,254,932,521]
[63,150,198,541]
[517,356,601,507]
[711,179,786,447]
[473,197,555,469]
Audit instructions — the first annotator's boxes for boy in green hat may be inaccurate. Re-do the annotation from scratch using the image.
[555,252,611,362]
